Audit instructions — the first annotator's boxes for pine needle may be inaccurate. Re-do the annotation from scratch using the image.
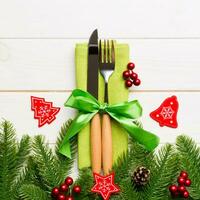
[1,120,199,200]
[19,184,48,200]
[0,121,18,199]
[146,144,178,200]
[0,121,32,200]
[55,120,78,177]
[32,135,62,189]
[13,135,31,185]
[176,135,200,199]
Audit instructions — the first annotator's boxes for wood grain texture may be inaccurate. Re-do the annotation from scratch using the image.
[1,39,200,90]
[0,0,200,149]
[0,0,200,38]
[102,114,112,175]
[91,113,102,174]
[0,92,199,144]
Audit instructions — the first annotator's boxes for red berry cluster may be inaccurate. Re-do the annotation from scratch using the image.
[51,176,81,200]
[123,62,141,88]
[169,171,191,198]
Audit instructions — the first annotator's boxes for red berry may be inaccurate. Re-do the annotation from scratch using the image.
[58,194,66,200]
[66,196,74,200]
[130,72,138,80]
[123,70,130,79]
[125,80,133,88]
[178,177,185,185]
[182,190,189,198]
[169,185,178,193]
[51,187,60,197]
[172,192,179,197]
[178,185,186,193]
[133,79,141,86]
[65,177,73,186]
[73,185,81,194]
[60,183,68,192]
[128,70,133,76]
[127,62,135,70]
[185,179,191,186]
[180,171,188,179]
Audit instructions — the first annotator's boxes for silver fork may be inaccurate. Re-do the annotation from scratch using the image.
[99,40,115,175]
[99,40,115,103]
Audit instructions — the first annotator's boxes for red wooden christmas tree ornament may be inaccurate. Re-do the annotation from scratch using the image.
[150,96,179,128]
[91,172,120,200]
[31,96,60,127]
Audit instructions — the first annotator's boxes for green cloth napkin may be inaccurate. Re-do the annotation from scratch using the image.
[75,43,129,169]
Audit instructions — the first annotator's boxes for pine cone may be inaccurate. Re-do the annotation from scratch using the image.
[132,166,150,186]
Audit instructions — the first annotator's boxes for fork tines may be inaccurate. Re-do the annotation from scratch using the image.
[99,40,115,66]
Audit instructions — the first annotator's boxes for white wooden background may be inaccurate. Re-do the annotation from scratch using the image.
[1,0,200,147]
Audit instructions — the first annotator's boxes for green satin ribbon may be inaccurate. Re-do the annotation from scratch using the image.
[59,89,159,158]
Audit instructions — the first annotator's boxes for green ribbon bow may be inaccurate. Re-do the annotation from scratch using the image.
[59,89,159,158]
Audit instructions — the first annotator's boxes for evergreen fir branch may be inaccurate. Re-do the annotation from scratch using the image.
[75,168,94,200]
[76,168,104,200]
[146,144,178,200]
[12,156,38,198]
[0,120,18,200]
[113,176,139,200]
[0,121,32,200]
[23,156,44,187]
[55,119,78,177]
[55,119,73,154]
[1,119,199,200]
[113,139,154,200]
[176,135,200,200]
[12,165,31,199]
[20,120,78,198]
[113,152,129,183]
[32,135,62,190]
[15,135,31,170]
[113,139,154,185]
[128,140,155,200]
[19,184,48,200]
[129,138,154,169]
[12,135,31,188]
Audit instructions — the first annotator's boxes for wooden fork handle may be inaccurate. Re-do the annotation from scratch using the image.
[91,113,102,174]
[102,113,112,175]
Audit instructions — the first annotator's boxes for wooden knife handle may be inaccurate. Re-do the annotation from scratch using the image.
[102,113,112,175]
[91,113,102,174]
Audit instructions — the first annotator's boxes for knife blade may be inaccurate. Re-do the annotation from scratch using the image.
[87,29,99,98]
[88,29,102,174]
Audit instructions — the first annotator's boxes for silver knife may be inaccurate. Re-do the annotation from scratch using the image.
[88,29,102,174]
[87,29,99,98]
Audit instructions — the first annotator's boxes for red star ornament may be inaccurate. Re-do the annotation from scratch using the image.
[91,172,120,200]
[31,96,60,127]
[150,96,179,128]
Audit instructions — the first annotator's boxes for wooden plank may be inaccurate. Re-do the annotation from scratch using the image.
[0,92,199,144]
[0,1,200,38]
[1,39,200,90]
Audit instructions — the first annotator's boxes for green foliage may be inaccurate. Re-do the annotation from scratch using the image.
[113,139,154,200]
[176,135,200,200]
[75,168,96,200]
[146,144,178,200]
[0,120,31,200]
[20,119,78,200]
[113,141,179,200]
[32,135,63,189]
[19,184,48,200]
[1,120,200,200]
[55,119,77,178]
[0,119,77,200]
